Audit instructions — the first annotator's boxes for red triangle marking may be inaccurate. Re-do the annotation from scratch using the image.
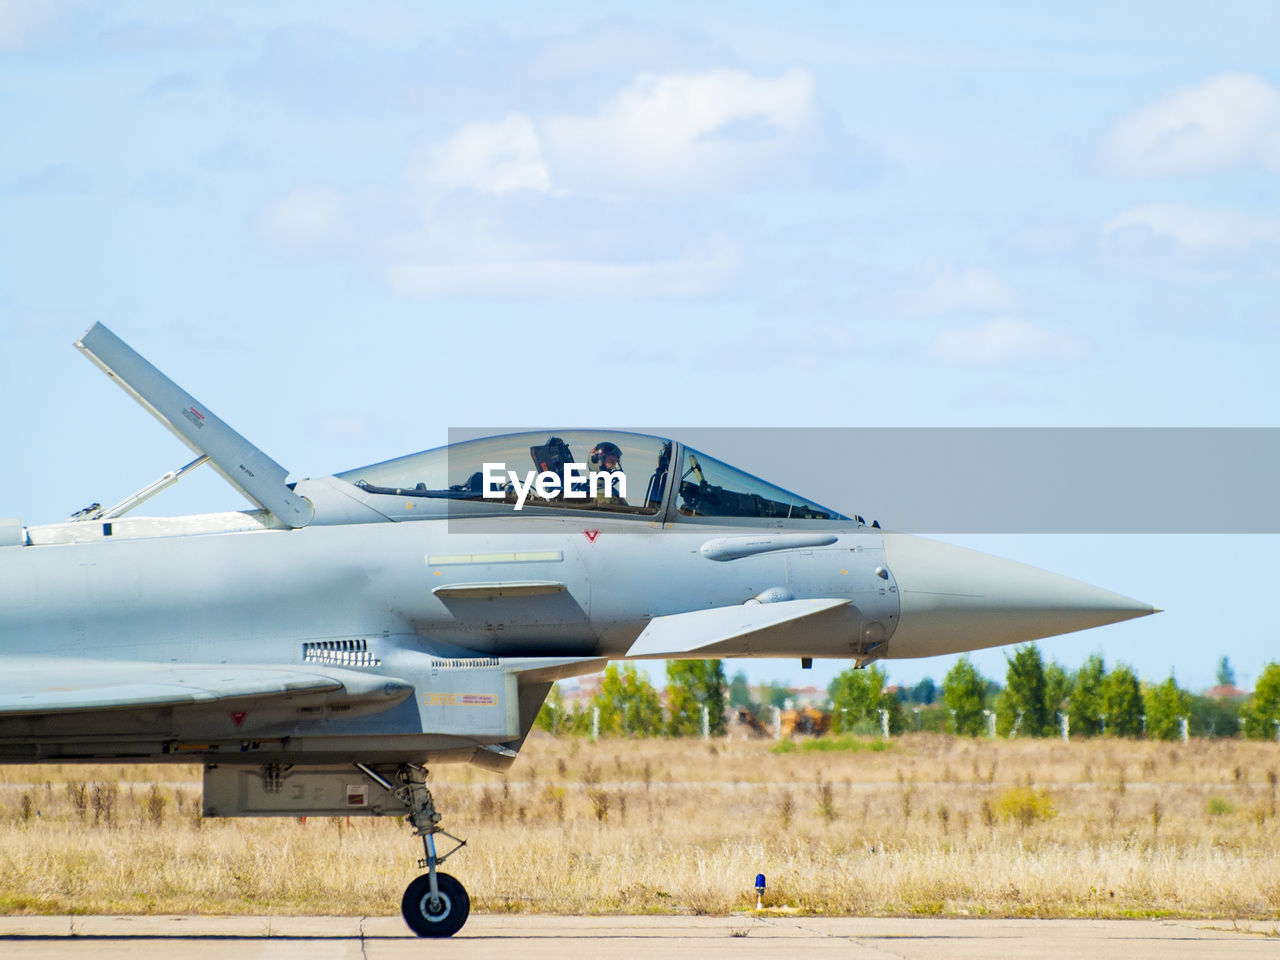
[231,711,247,728]
[583,529,600,543]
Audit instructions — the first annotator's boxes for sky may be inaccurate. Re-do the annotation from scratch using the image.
[1,2,1276,694]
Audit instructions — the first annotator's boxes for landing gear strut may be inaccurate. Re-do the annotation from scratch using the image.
[357,763,469,937]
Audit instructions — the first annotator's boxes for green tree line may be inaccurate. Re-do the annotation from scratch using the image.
[536,653,1280,740]
[941,649,1278,741]
[536,660,729,737]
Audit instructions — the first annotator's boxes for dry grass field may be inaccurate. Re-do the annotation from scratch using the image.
[1,734,1278,920]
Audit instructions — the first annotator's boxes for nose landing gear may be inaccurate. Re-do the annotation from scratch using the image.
[356,762,470,938]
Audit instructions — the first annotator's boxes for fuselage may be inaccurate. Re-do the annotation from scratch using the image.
[0,482,891,767]
[1,511,894,663]
[0,433,1156,769]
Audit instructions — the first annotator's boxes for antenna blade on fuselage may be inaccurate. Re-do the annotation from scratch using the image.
[75,323,314,528]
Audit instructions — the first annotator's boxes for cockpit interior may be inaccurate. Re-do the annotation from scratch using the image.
[337,431,852,525]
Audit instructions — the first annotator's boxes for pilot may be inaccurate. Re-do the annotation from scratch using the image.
[589,441,622,473]
[588,441,627,505]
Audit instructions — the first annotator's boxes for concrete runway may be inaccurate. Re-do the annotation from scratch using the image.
[0,915,1275,958]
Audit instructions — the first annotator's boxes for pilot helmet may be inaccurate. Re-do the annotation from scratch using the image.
[589,441,623,469]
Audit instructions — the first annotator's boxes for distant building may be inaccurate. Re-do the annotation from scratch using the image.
[788,685,829,708]
[558,673,604,710]
[1205,683,1250,700]
[554,672,676,713]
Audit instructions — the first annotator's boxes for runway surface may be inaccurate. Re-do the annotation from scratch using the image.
[0,914,1275,958]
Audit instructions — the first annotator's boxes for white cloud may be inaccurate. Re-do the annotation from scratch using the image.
[0,0,76,49]
[259,186,347,254]
[1009,222,1086,256]
[897,266,1016,317]
[5,162,93,196]
[529,21,721,83]
[225,21,726,119]
[100,14,238,51]
[1103,203,1280,252]
[542,68,821,191]
[128,171,195,205]
[931,318,1085,366]
[1098,73,1280,177]
[314,414,368,440]
[259,175,744,297]
[419,114,550,195]
[385,243,738,298]
[199,137,266,172]
[256,66,867,296]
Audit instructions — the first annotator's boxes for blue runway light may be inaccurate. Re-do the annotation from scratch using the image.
[755,874,766,890]
[755,873,766,910]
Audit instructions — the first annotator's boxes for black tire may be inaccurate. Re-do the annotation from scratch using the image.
[401,872,470,938]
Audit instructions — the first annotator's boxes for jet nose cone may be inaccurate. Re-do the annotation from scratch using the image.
[882,533,1159,658]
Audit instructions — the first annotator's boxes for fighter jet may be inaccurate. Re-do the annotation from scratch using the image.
[0,324,1158,937]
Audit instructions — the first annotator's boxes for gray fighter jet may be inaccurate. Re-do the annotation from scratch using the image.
[0,324,1157,936]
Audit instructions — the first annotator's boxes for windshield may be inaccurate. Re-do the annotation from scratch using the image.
[676,447,849,521]
[337,431,671,516]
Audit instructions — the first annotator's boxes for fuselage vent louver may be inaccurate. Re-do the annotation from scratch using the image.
[431,657,501,669]
[302,638,381,668]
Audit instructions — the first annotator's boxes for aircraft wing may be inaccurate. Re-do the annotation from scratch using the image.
[0,660,412,716]
[626,598,850,659]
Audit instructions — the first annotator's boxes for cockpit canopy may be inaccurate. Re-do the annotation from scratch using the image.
[336,431,851,524]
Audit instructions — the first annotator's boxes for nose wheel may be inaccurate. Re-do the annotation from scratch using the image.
[402,872,470,938]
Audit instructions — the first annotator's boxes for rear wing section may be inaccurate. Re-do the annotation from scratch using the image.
[76,323,313,528]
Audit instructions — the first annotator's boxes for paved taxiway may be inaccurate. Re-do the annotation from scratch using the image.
[1,915,1276,958]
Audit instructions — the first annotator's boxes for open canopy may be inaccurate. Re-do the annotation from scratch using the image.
[336,431,851,523]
